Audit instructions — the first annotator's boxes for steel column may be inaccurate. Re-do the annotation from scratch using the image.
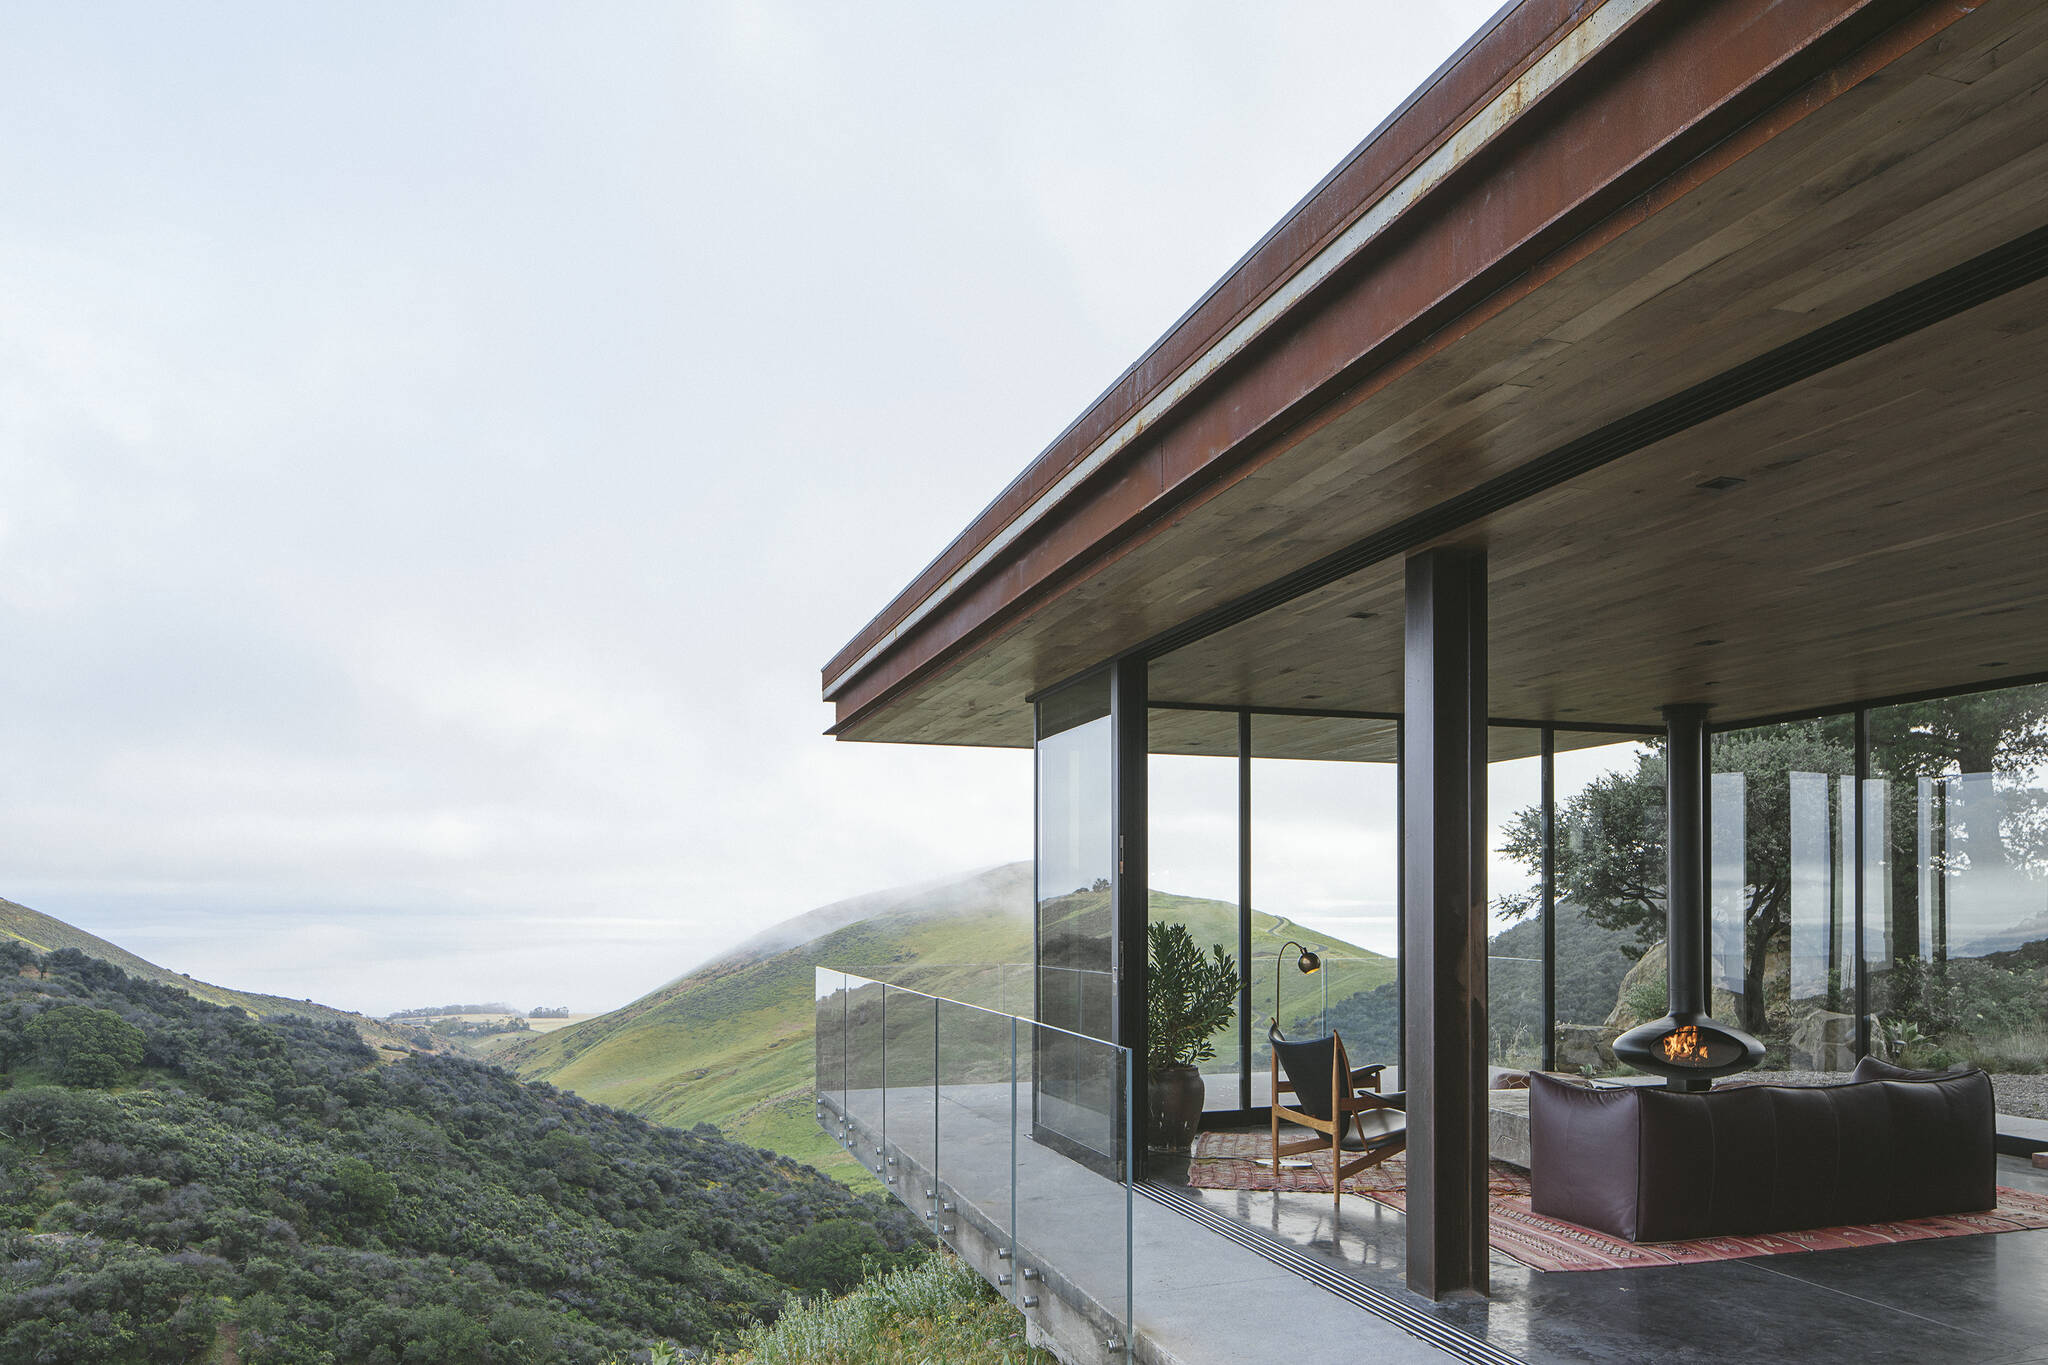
[1238,709,1254,1112]
[1402,547,1488,1300]
[1110,655,1150,1165]
[1540,727,1557,1073]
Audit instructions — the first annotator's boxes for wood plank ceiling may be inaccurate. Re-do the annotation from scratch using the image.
[839,2,2048,754]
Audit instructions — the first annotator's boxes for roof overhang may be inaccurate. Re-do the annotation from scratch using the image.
[823,0,2048,747]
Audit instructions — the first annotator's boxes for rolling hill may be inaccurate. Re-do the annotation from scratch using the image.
[501,863,1393,1183]
[0,894,451,1058]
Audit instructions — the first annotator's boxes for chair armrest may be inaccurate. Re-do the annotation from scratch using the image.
[1349,1064,1386,1088]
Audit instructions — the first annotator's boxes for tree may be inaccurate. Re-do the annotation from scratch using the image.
[0,941,36,977]
[25,1005,146,1087]
[1497,724,1859,1036]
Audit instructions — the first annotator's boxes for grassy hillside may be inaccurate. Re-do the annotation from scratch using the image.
[0,895,449,1059]
[504,864,1392,1183]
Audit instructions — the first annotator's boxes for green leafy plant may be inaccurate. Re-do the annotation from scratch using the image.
[1145,922,1237,1071]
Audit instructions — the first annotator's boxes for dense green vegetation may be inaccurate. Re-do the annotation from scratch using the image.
[0,943,926,1363]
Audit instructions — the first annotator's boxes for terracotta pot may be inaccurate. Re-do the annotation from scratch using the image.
[1149,1064,1205,1152]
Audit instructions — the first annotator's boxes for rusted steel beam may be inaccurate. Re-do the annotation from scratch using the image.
[826,0,1969,739]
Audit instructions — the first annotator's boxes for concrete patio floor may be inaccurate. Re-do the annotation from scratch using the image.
[1165,1148,2048,1364]
[830,1066,2048,1364]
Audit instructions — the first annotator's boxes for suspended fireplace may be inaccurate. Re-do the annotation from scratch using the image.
[1611,704,1765,1092]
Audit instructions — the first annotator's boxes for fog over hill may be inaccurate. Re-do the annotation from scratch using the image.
[503,862,1389,1183]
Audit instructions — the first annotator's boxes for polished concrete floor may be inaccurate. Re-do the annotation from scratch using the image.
[1166,1150,2048,1364]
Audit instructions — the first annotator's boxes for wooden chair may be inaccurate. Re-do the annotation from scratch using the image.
[1269,1024,1406,1207]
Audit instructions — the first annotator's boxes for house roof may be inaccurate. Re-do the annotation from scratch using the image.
[822,0,2048,747]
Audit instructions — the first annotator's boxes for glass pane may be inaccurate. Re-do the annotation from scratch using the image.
[844,974,888,1169]
[1038,675,1115,1045]
[1869,682,2048,1095]
[1017,1021,1130,1352]
[1710,716,1857,1072]
[1248,715,1400,1100]
[935,1000,1018,1283]
[884,987,937,1194]
[1149,708,1243,1113]
[1487,735,1546,1071]
[1545,734,1664,1077]
[814,968,847,1124]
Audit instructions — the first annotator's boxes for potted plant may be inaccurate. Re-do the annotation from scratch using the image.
[1146,921,1238,1153]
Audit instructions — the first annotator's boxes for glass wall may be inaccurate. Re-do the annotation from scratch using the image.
[1709,716,1857,1071]
[1250,715,1400,1098]
[1486,734,1546,1070]
[1035,674,1117,1156]
[1537,735,1664,1076]
[1868,682,2048,1084]
[1037,675,1115,1043]
[1148,708,1243,1111]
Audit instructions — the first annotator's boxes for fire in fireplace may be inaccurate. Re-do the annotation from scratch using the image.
[1663,1025,1706,1065]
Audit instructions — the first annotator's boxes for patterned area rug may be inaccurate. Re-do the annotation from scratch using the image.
[1186,1130,2048,1272]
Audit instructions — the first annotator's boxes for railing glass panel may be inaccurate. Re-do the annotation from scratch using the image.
[884,986,937,1190]
[844,975,888,1168]
[815,968,1131,1358]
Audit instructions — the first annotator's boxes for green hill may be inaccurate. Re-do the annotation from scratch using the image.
[502,864,1393,1184]
[0,894,448,1059]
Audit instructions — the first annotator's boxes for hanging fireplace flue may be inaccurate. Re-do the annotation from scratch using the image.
[1611,704,1764,1091]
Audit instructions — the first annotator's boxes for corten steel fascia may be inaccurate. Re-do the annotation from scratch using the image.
[824,0,1970,739]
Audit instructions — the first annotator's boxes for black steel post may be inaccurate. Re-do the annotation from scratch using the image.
[1402,547,1488,1300]
[1110,655,1150,1167]
[1238,709,1254,1112]
[1540,727,1557,1073]
[1663,704,1711,1017]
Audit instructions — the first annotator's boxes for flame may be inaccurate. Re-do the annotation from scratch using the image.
[1662,1025,1710,1065]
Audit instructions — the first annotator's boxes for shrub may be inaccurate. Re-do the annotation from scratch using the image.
[771,1218,888,1295]
[331,1156,398,1222]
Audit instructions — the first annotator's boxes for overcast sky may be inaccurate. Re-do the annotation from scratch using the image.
[1,1,1504,1015]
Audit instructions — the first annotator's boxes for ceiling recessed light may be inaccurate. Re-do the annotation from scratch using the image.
[1346,611,1376,622]
[1981,661,2008,669]
[1695,475,1747,491]
[1695,638,1723,647]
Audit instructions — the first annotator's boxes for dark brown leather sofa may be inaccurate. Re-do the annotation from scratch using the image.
[1529,1058,1997,1242]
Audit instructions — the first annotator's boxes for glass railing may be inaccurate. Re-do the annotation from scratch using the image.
[814,969,1132,1360]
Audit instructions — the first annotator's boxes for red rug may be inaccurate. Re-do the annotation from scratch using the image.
[1186,1130,2048,1272]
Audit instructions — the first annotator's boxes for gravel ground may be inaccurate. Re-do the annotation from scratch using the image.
[1726,1068,2048,1120]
